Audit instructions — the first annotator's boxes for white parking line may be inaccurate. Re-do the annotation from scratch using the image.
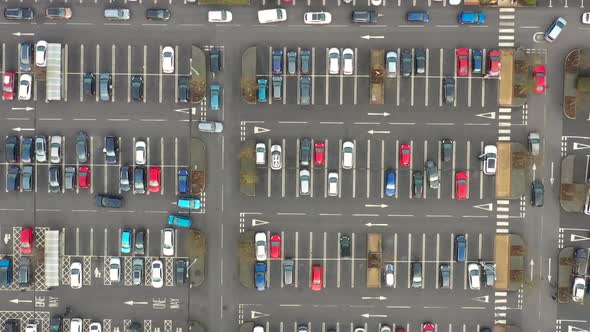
[439,48,443,107]
[453,48,457,108]
[308,232,313,289]
[422,233,426,289]
[267,138,271,198]
[396,48,401,106]
[393,233,398,288]
[479,141,484,200]
[64,44,69,102]
[127,45,131,103]
[339,49,344,105]
[435,233,440,289]
[408,140,413,199]
[175,137,178,195]
[175,45,179,103]
[353,47,358,105]
[464,233,469,290]
[425,48,429,106]
[111,44,116,102]
[296,138,300,197]
[132,136,137,195]
[410,48,415,106]
[159,45,163,103]
[352,139,357,198]
[395,140,399,199]
[351,232,355,287]
[80,44,84,102]
[407,233,412,289]
[478,233,483,260]
[437,140,441,199]
[336,231,341,288]
[325,48,329,105]
[450,232,454,289]
[143,45,148,103]
[451,140,456,199]
[95,45,100,102]
[380,140,384,199]
[467,48,472,107]
[311,47,315,105]
[146,136,151,196]
[366,139,370,198]
[281,138,286,197]
[466,140,470,199]
[160,137,164,195]
[323,232,327,288]
[294,231,299,288]
[338,139,342,199]
[423,140,427,199]
[280,230,285,288]
[481,48,486,107]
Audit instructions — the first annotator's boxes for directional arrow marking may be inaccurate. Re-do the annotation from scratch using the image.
[473,203,493,211]
[573,142,590,150]
[251,311,270,319]
[365,223,388,227]
[475,112,496,119]
[550,162,554,185]
[254,126,270,134]
[568,326,589,332]
[10,299,33,304]
[368,130,391,134]
[571,234,590,242]
[362,296,387,300]
[124,300,148,305]
[251,219,269,226]
[367,112,390,116]
[361,35,385,40]
[11,107,34,111]
[365,204,388,208]
[472,295,489,303]
[361,313,387,318]
[12,127,35,132]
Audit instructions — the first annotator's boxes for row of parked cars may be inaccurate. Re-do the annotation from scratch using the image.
[4,319,143,332]
[253,325,494,332]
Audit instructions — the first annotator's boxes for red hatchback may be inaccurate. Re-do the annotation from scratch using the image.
[20,227,33,254]
[455,171,468,200]
[422,323,435,332]
[311,265,322,291]
[400,144,411,167]
[533,65,546,94]
[149,166,161,193]
[2,72,15,101]
[78,166,90,189]
[456,48,469,77]
[487,50,501,77]
[314,143,325,166]
[270,234,281,259]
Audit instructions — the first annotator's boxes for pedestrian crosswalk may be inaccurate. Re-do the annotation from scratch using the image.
[498,8,516,48]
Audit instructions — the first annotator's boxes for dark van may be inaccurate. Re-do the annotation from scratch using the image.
[4,320,18,332]
[18,257,31,288]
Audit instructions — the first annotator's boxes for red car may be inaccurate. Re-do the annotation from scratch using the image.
[487,50,501,77]
[2,72,15,101]
[422,323,435,332]
[149,166,161,193]
[270,234,281,259]
[78,166,90,189]
[533,65,546,94]
[311,265,322,291]
[20,227,33,254]
[314,143,325,166]
[455,171,468,200]
[456,48,469,77]
[400,144,411,167]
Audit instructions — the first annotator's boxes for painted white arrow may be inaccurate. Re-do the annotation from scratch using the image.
[472,295,489,303]
[361,313,387,318]
[532,163,536,179]
[362,296,387,300]
[367,112,390,116]
[573,142,590,150]
[124,300,148,306]
[365,203,388,208]
[473,203,493,211]
[12,127,35,132]
[251,311,270,319]
[11,107,34,111]
[361,35,385,40]
[3,234,10,244]
[571,234,590,242]
[12,32,35,36]
[529,259,535,281]
[368,130,391,134]
[365,223,388,227]
[550,162,554,185]
[547,257,552,283]
[475,112,496,119]
[251,219,269,226]
[173,108,190,114]
[568,325,590,332]
[10,299,33,304]
[254,126,270,134]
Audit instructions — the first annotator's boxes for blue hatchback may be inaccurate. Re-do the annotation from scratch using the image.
[472,49,483,74]
[121,230,132,254]
[272,50,283,75]
[0,258,12,286]
[178,169,189,194]
[255,262,266,291]
[178,197,201,209]
[458,11,486,24]
[257,79,268,102]
[455,235,466,262]
[168,215,192,228]
[385,170,396,197]
[210,84,221,111]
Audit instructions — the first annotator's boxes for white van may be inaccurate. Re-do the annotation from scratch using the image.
[70,319,82,332]
[257,9,287,24]
[109,257,121,282]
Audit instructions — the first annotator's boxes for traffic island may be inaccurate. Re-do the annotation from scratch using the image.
[495,142,527,199]
[561,48,590,120]
[558,247,574,304]
[559,155,588,212]
[239,231,256,288]
[187,230,207,288]
[498,49,528,107]
[240,140,257,197]
[190,46,207,104]
[494,234,525,291]
[241,47,257,104]
[189,138,207,196]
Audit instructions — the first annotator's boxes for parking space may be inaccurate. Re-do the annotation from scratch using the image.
[255,230,494,291]
[254,137,496,200]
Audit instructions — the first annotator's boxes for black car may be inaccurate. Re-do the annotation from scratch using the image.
[128,322,141,332]
[300,138,311,167]
[7,166,19,192]
[18,256,31,288]
[400,50,412,77]
[64,166,76,191]
[21,136,33,163]
[83,73,95,96]
[575,249,588,276]
[5,136,19,163]
[443,77,455,104]
[441,139,452,162]
[300,49,311,75]
[75,132,88,163]
[340,234,351,258]
[413,171,424,197]
[48,166,61,193]
[4,319,18,332]
[49,316,62,332]
[131,75,143,101]
[4,7,34,20]
[300,76,311,105]
[19,42,32,72]
[414,48,426,75]
[22,166,33,192]
[531,180,544,207]
[103,136,118,164]
[96,194,123,208]
[483,263,495,287]
[146,8,170,21]
[351,10,377,23]
[134,230,145,255]
[119,166,131,192]
[176,259,186,286]
[178,77,190,103]
[134,167,146,194]
[210,48,221,73]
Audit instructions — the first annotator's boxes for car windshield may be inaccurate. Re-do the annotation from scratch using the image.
[164,52,172,58]
[344,147,352,153]
[313,13,324,20]
[276,10,283,19]
[330,53,338,59]
[458,179,467,185]
[20,78,29,85]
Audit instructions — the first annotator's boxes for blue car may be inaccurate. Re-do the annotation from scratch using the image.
[472,49,483,74]
[121,229,132,254]
[456,235,466,262]
[168,215,192,228]
[178,197,201,209]
[178,169,189,194]
[210,84,221,111]
[255,262,266,291]
[272,50,283,75]
[458,11,486,25]
[0,258,11,286]
[385,170,396,197]
[257,79,268,103]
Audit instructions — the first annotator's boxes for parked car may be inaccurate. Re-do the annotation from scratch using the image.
[300,138,312,166]
[400,144,411,167]
[544,17,567,42]
[46,7,72,19]
[175,259,186,286]
[148,166,161,193]
[75,132,89,163]
[4,7,34,20]
[35,136,46,162]
[487,50,501,77]
[384,263,395,287]
[311,265,323,291]
[411,262,422,288]
[49,317,61,332]
[351,10,377,23]
[0,258,11,286]
[257,78,268,102]
[208,10,232,22]
[455,235,466,262]
[22,166,33,192]
[342,141,354,169]
[49,136,62,164]
[146,8,170,21]
[414,48,426,74]
[304,11,332,24]
[3,72,16,100]
[99,73,112,101]
[64,166,76,191]
[575,249,588,276]
[300,49,311,75]
[386,51,398,78]
[458,11,485,24]
[210,48,221,72]
[19,42,32,72]
[178,77,190,103]
[83,73,95,96]
[20,227,33,254]
[272,49,283,75]
[168,215,192,228]
[5,136,19,163]
[119,166,131,192]
[132,258,143,285]
[120,229,132,254]
[472,49,483,74]
[70,262,82,289]
[455,171,468,200]
[328,48,340,75]
[255,262,266,291]
[162,228,175,256]
[439,264,451,289]
[255,232,267,261]
[573,277,586,302]
[270,234,281,259]
[131,75,143,101]
[340,234,351,258]
[426,160,439,189]
[48,166,61,193]
[255,143,266,166]
[77,166,89,189]
[528,132,541,156]
[272,76,282,100]
[299,169,311,196]
[197,121,223,133]
[443,77,455,104]
[18,74,32,100]
[270,144,282,170]
[328,172,339,197]
[300,76,311,105]
[314,143,325,166]
[423,323,435,332]
[35,40,48,67]
[483,263,495,287]
[456,48,469,77]
[7,167,19,193]
[103,136,118,164]
[413,171,424,197]
[531,180,544,207]
[342,48,354,75]
[406,11,429,22]
[151,260,163,288]
[533,65,546,94]
[96,194,123,208]
[481,145,497,175]
[385,170,396,196]
[134,231,145,255]
[162,46,174,74]
[283,259,294,286]
[401,50,412,77]
[177,169,189,194]
[467,263,481,290]
[287,51,297,74]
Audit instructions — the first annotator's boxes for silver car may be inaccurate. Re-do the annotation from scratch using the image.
[35,136,47,163]
[528,132,540,156]
[270,145,282,170]
[544,17,566,42]
[283,259,294,285]
[386,51,397,78]
[49,135,62,164]
[197,121,223,133]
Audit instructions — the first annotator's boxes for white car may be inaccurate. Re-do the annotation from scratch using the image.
[162,46,174,74]
[371,0,383,4]
[70,262,82,289]
[208,10,232,23]
[342,48,354,75]
[151,260,163,288]
[25,323,37,332]
[303,11,332,25]
[109,257,121,282]
[380,325,391,332]
[467,263,481,290]
[253,326,265,332]
[449,0,462,4]
[255,231,267,261]
[35,40,48,67]
[386,51,398,78]
[135,140,147,165]
[328,172,339,197]
[18,74,32,101]
[162,228,174,256]
[270,144,282,170]
[583,12,590,24]
[342,141,354,169]
[255,143,266,165]
[89,322,102,332]
[50,135,62,164]
[328,48,340,75]
[573,277,586,302]
[354,328,365,332]
[482,145,497,175]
